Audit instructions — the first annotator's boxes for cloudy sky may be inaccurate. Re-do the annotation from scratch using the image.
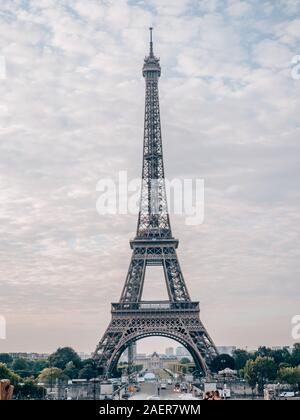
[0,0,299,356]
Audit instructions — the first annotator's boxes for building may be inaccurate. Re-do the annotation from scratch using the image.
[175,346,192,359]
[135,352,178,371]
[216,346,237,356]
[79,352,92,361]
[165,347,174,356]
[271,346,292,352]
[9,352,49,360]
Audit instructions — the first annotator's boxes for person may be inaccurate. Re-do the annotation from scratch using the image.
[204,391,212,400]
[212,390,222,400]
[0,380,14,400]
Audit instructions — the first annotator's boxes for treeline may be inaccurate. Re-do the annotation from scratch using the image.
[0,347,99,399]
[210,343,300,393]
[1,344,300,398]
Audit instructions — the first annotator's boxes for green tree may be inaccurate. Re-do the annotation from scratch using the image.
[233,349,252,371]
[79,364,98,380]
[211,354,235,373]
[254,346,273,358]
[254,356,277,394]
[64,361,78,380]
[244,356,277,394]
[291,343,300,367]
[278,365,300,389]
[135,364,143,373]
[0,353,13,365]
[181,365,187,374]
[15,379,46,400]
[12,358,28,371]
[115,364,127,378]
[243,359,257,391]
[11,358,32,377]
[81,358,95,367]
[29,359,48,377]
[38,367,66,385]
[180,357,190,365]
[250,347,292,371]
[271,348,291,366]
[244,359,257,391]
[278,362,291,369]
[0,363,21,385]
[49,347,82,370]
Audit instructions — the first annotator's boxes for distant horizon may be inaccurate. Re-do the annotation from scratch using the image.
[2,341,298,356]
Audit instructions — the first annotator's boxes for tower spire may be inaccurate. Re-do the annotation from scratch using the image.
[149,27,153,56]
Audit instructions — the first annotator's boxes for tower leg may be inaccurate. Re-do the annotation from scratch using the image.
[127,343,134,376]
[93,306,217,378]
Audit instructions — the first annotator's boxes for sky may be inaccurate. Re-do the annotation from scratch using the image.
[0,0,299,356]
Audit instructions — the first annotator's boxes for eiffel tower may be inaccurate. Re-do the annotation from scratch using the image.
[93,28,218,377]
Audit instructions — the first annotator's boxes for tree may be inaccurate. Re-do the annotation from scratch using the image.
[135,364,143,373]
[254,346,273,358]
[244,360,257,391]
[78,359,99,380]
[29,360,48,377]
[211,354,235,373]
[0,363,21,385]
[14,379,46,400]
[181,365,187,374]
[115,363,127,378]
[0,354,13,365]
[253,356,277,394]
[244,356,277,394]
[291,343,300,367]
[243,360,257,391]
[81,358,95,368]
[233,349,252,371]
[11,358,32,377]
[79,365,97,380]
[271,348,291,366]
[180,357,190,365]
[12,358,28,371]
[49,347,82,370]
[278,365,300,389]
[38,367,66,385]
[64,361,78,380]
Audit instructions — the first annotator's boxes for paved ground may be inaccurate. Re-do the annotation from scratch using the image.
[129,382,191,400]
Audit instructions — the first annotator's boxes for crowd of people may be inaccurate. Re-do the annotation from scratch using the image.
[204,390,222,400]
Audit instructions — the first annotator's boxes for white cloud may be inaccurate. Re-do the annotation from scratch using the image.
[149,0,190,16]
[253,39,293,69]
[72,0,105,21]
[197,0,221,13]
[275,18,300,46]
[226,0,252,17]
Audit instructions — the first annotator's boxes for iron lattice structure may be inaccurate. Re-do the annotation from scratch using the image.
[93,29,218,377]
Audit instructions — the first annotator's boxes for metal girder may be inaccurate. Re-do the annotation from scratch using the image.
[120,243,190,302]
[93,306,218,378]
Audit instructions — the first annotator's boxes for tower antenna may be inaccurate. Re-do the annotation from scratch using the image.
[149,27,153,56]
